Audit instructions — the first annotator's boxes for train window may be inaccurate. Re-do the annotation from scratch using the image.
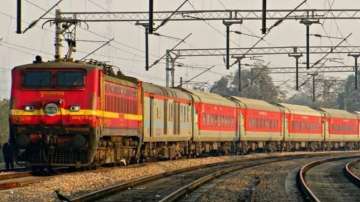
[23,71,51,88]
[56,71,85,88]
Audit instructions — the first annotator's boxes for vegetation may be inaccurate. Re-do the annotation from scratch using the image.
[287,74,343,108]
[210,65,281,102]
[337,75,360,111]
[0,99,9,145]
[209,66,360,112]
[0,99,9,163]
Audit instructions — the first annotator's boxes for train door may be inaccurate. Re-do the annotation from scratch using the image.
[173,102,176,135]
[149,96,154,137]
[173,102,178,135]
[164,99,168,135]
[177,104,181,135]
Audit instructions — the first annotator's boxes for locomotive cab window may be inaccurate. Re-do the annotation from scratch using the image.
[56,71,85,88]
[23,71,51,88]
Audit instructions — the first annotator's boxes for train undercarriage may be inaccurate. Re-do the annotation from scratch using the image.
[12,127,360,171]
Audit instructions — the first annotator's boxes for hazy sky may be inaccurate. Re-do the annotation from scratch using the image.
[1,0,360,99]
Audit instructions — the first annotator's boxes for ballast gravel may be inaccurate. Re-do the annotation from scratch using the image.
[0,151,354,202]
[351,160,360,177]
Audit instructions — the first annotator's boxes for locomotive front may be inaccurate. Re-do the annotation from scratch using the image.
[9,61,101,168]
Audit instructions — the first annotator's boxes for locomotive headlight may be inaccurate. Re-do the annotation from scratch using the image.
[24,105,34,112]
[70,105,81,112]
[44,103,59,116]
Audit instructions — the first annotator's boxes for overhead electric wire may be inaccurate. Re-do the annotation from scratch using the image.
[179,65,217,87]
[22,0,160,59]
[149,33,192,69]
[22,0,64,33]
[154,0,190,31]
[229,0,308,91]
[298,33,352,88]
[1,40,53,56]
[80,38,114,61]
[186,0,241,47]
[325,0,350,45]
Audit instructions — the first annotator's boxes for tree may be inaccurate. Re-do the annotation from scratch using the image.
[288,74,343,108]
[210,65,281,102]
[337,75,360,111]
[0,99,9,145]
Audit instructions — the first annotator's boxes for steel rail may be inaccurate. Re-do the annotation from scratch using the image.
[69,152,355,202]
[344,159,360,187]
[159,158,280,202]
[0,173,47,190]
[69,156,278,202]
[0,171,32,181]
[297,155,360,202]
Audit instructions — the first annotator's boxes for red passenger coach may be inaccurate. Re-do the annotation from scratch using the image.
[320,108,359,149]
[244,109,282,133]
[279,103,324,150]
[183,89,238,154]
[328,118,358,135]
[197,103,237,132]
[230,97,283,153]
[287,114,322,134]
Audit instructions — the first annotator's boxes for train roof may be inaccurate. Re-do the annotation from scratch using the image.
[182,89,236,107]
[143,82,192,100]
[13,61,99,70]
[319,107,358,119]
[278,103,322,116]
[230,96,281,112]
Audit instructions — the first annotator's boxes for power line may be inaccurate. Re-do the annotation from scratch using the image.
[20,0,159,59]
[154,0,190,31]
[182,0,241,47]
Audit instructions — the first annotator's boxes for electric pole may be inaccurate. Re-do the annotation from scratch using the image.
[348,53,360,89]
[223,20,243,69]
[135,22,150,71]
[288,48,303,90]
[307,72,319,102]
[300,18,320,69]
[262,0,267,34]
[232,56,246,91]
[16,0,21,33]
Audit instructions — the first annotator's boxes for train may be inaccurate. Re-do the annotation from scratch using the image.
[9,58,360,169]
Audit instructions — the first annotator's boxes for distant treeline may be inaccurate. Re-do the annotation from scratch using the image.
[0,99,9,145]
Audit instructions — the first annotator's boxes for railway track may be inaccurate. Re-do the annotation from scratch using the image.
[0,171,44,190]
[297,156,360,202]
[344,159,360,187]
[0,167,85,191]
[69,152,350,202]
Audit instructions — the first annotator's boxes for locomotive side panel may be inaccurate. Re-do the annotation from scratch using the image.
[102,76,142,138]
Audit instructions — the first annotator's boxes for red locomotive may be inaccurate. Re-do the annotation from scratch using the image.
[10,60,142,168]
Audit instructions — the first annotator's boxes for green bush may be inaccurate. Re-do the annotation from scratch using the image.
[0,99,9,146]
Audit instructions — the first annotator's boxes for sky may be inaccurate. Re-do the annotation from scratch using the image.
[1,0,360,99]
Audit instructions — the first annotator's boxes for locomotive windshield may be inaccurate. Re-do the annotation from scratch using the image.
[56,71,85,88]
[23,69,85,88]
[23,71,52,88]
